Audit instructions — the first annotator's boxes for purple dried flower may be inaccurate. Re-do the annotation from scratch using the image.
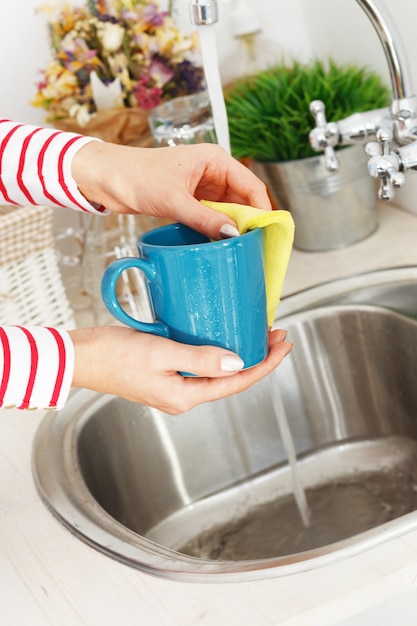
[143,3,168,27]
[149,58,174,87]
[166,60,205,98]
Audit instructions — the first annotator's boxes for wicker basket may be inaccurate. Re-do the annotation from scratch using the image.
[0,205,76,328]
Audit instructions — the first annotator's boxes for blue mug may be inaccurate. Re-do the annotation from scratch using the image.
[101,223,268,371]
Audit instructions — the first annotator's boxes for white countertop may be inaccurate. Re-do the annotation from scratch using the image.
[2,203,417,626]
[282,202,417,297]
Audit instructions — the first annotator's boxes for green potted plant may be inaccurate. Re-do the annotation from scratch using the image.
[225,59,391,251]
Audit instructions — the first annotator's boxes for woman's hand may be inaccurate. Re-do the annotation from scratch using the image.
[72,141,272,239]
[69,326,292,415]
[70,140,285,412]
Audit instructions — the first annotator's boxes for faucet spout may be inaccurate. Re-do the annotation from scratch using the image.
[189,0,219,26]
[356,0,414,101]
[309,0,417,200]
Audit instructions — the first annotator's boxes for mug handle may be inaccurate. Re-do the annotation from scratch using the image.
[101,257,170,337]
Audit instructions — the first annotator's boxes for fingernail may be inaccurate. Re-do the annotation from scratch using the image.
[219,223,240,239]
[221,354,244,372]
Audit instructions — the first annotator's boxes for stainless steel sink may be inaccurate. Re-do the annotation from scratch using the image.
[32,266,417,581]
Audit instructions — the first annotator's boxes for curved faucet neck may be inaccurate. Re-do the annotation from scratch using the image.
[356,0,414,100]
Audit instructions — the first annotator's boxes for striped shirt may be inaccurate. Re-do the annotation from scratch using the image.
[0,119,104,410]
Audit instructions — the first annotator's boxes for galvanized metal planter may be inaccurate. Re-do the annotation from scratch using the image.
[251,145,377,252]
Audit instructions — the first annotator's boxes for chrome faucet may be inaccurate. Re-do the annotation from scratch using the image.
[190,1,417,201]
[309,0,417,201]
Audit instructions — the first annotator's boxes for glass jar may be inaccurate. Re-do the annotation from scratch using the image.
[81,213,171,325]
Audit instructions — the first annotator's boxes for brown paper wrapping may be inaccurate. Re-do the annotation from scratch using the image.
[53,107,154,147]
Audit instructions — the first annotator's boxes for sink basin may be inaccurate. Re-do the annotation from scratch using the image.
[32,266,417,581]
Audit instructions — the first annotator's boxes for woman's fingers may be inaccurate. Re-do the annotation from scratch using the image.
[69,326,292,416]
[173,331,292,412]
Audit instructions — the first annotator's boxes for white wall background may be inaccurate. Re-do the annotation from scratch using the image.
[2,0,416,127]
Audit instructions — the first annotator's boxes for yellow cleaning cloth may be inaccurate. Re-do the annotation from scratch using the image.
[202,200,295,326]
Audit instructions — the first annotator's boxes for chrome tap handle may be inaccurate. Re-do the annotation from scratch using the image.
[366,128,405,201]
[309,100,340,172]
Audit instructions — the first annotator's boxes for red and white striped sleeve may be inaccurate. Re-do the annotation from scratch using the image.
[0,326,74,410]
[0,118,106,214]
[0,119,109,410]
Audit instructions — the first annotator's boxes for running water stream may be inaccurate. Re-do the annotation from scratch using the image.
[196,24,231,153]
[196,17,310,527]
[271,373,312,528]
